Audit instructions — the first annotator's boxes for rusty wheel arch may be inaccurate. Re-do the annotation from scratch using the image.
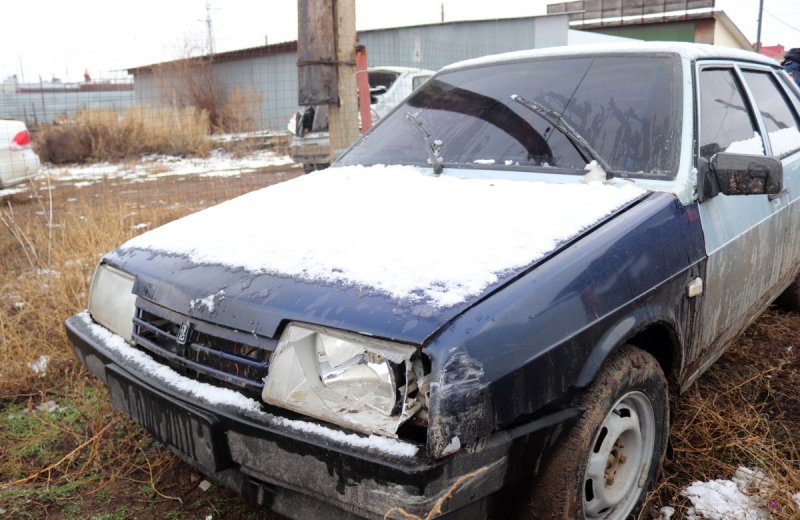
[626,322,683,400]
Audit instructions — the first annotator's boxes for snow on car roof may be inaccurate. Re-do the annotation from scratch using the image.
[121,165,645,308]
[443,42,776,71]
[369,66,435,75]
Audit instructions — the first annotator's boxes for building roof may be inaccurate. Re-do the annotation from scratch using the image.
[760,45,786,60]
[127,41,297,74]
[127,13,569,74]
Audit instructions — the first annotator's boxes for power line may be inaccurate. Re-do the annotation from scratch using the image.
[766,9,800,33]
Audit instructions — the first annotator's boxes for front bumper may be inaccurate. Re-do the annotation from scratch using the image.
[65,312,575,519]
[289,133,330,167]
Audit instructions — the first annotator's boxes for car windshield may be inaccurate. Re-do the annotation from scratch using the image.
[339,55,682,178]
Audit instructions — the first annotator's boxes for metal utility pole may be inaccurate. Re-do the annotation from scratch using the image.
[755,0,764,52]
[205,1,216,55]
[327,0,359,161]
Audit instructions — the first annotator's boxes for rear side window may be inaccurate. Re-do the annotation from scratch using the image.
[369,71,400,91]
[778,73,800,115]
[742,70,800,157]
[699,69,763,159]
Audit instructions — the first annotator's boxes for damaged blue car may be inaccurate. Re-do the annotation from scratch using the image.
[65,42,800,519]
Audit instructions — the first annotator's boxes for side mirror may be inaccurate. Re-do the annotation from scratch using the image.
[708,153,783,196]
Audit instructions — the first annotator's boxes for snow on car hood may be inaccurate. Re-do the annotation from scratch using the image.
[121,164,645,308]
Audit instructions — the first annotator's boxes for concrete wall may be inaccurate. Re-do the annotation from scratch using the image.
[713,21,747,50]
[212,53,298,131]
[590,21,699,42]
[358,15,568,71]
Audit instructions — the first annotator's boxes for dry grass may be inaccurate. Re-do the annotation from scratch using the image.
[0,167,299,518]
[34,106,213,164]
[643,310,800,518]
[219,87,263,136]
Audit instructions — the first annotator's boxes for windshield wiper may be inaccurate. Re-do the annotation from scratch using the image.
[404,112,444,175]
[511,94,613,179]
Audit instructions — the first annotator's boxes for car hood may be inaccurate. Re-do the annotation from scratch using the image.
[109,164,647,345]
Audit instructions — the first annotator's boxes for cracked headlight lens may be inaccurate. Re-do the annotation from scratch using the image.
[88,263,137,342]
[262,323,423,436]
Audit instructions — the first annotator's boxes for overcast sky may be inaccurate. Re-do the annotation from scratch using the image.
[1,0,799,82]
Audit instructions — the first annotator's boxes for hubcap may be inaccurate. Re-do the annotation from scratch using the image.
[583,391,655,519]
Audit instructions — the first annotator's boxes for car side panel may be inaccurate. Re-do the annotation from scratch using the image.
[423,193,706,456]
[776,73,800,280]
[690,193,790,384]
[0,147,39,187]
[780,152,800,275]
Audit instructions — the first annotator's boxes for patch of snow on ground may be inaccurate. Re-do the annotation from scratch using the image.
[683,478,762,519]
[122,164,645,307]
[37,400,61,413]
[41,149,294,187]
[0,185,27,198]
[27,355,51,377]
[682,467,794,520]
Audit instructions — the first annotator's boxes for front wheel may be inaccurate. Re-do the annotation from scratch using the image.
[526,345,669,519]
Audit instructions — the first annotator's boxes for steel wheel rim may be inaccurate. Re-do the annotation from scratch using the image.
[583,391,656,520]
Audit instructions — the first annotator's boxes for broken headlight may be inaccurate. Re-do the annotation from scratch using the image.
[88,263,137,342]
[262,323,427,436]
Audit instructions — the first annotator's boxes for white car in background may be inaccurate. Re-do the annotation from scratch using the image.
[0,119,39,188]
[289,66,434,172]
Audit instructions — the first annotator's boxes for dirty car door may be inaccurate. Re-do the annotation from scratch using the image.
[692,64,791,382]
[749,69,800,273]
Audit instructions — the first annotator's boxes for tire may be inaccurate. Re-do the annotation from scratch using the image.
[775,279,800,311]
[302,163,330,174]
[526,345,669,520]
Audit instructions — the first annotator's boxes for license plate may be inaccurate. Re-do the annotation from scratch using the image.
[105,365,228,472]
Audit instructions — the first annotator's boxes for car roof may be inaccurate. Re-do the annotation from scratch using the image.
[368,66,435,75]
[443,42,776,71]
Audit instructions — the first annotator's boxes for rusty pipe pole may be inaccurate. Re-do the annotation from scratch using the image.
[355,45,371,134]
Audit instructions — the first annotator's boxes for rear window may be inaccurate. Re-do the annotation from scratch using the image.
[339,55,682,178]
[368,71,400,91]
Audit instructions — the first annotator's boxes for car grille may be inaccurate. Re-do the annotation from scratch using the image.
[132,298,276,399]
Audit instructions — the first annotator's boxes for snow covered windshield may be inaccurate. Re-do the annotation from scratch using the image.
[339,55,682,178]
